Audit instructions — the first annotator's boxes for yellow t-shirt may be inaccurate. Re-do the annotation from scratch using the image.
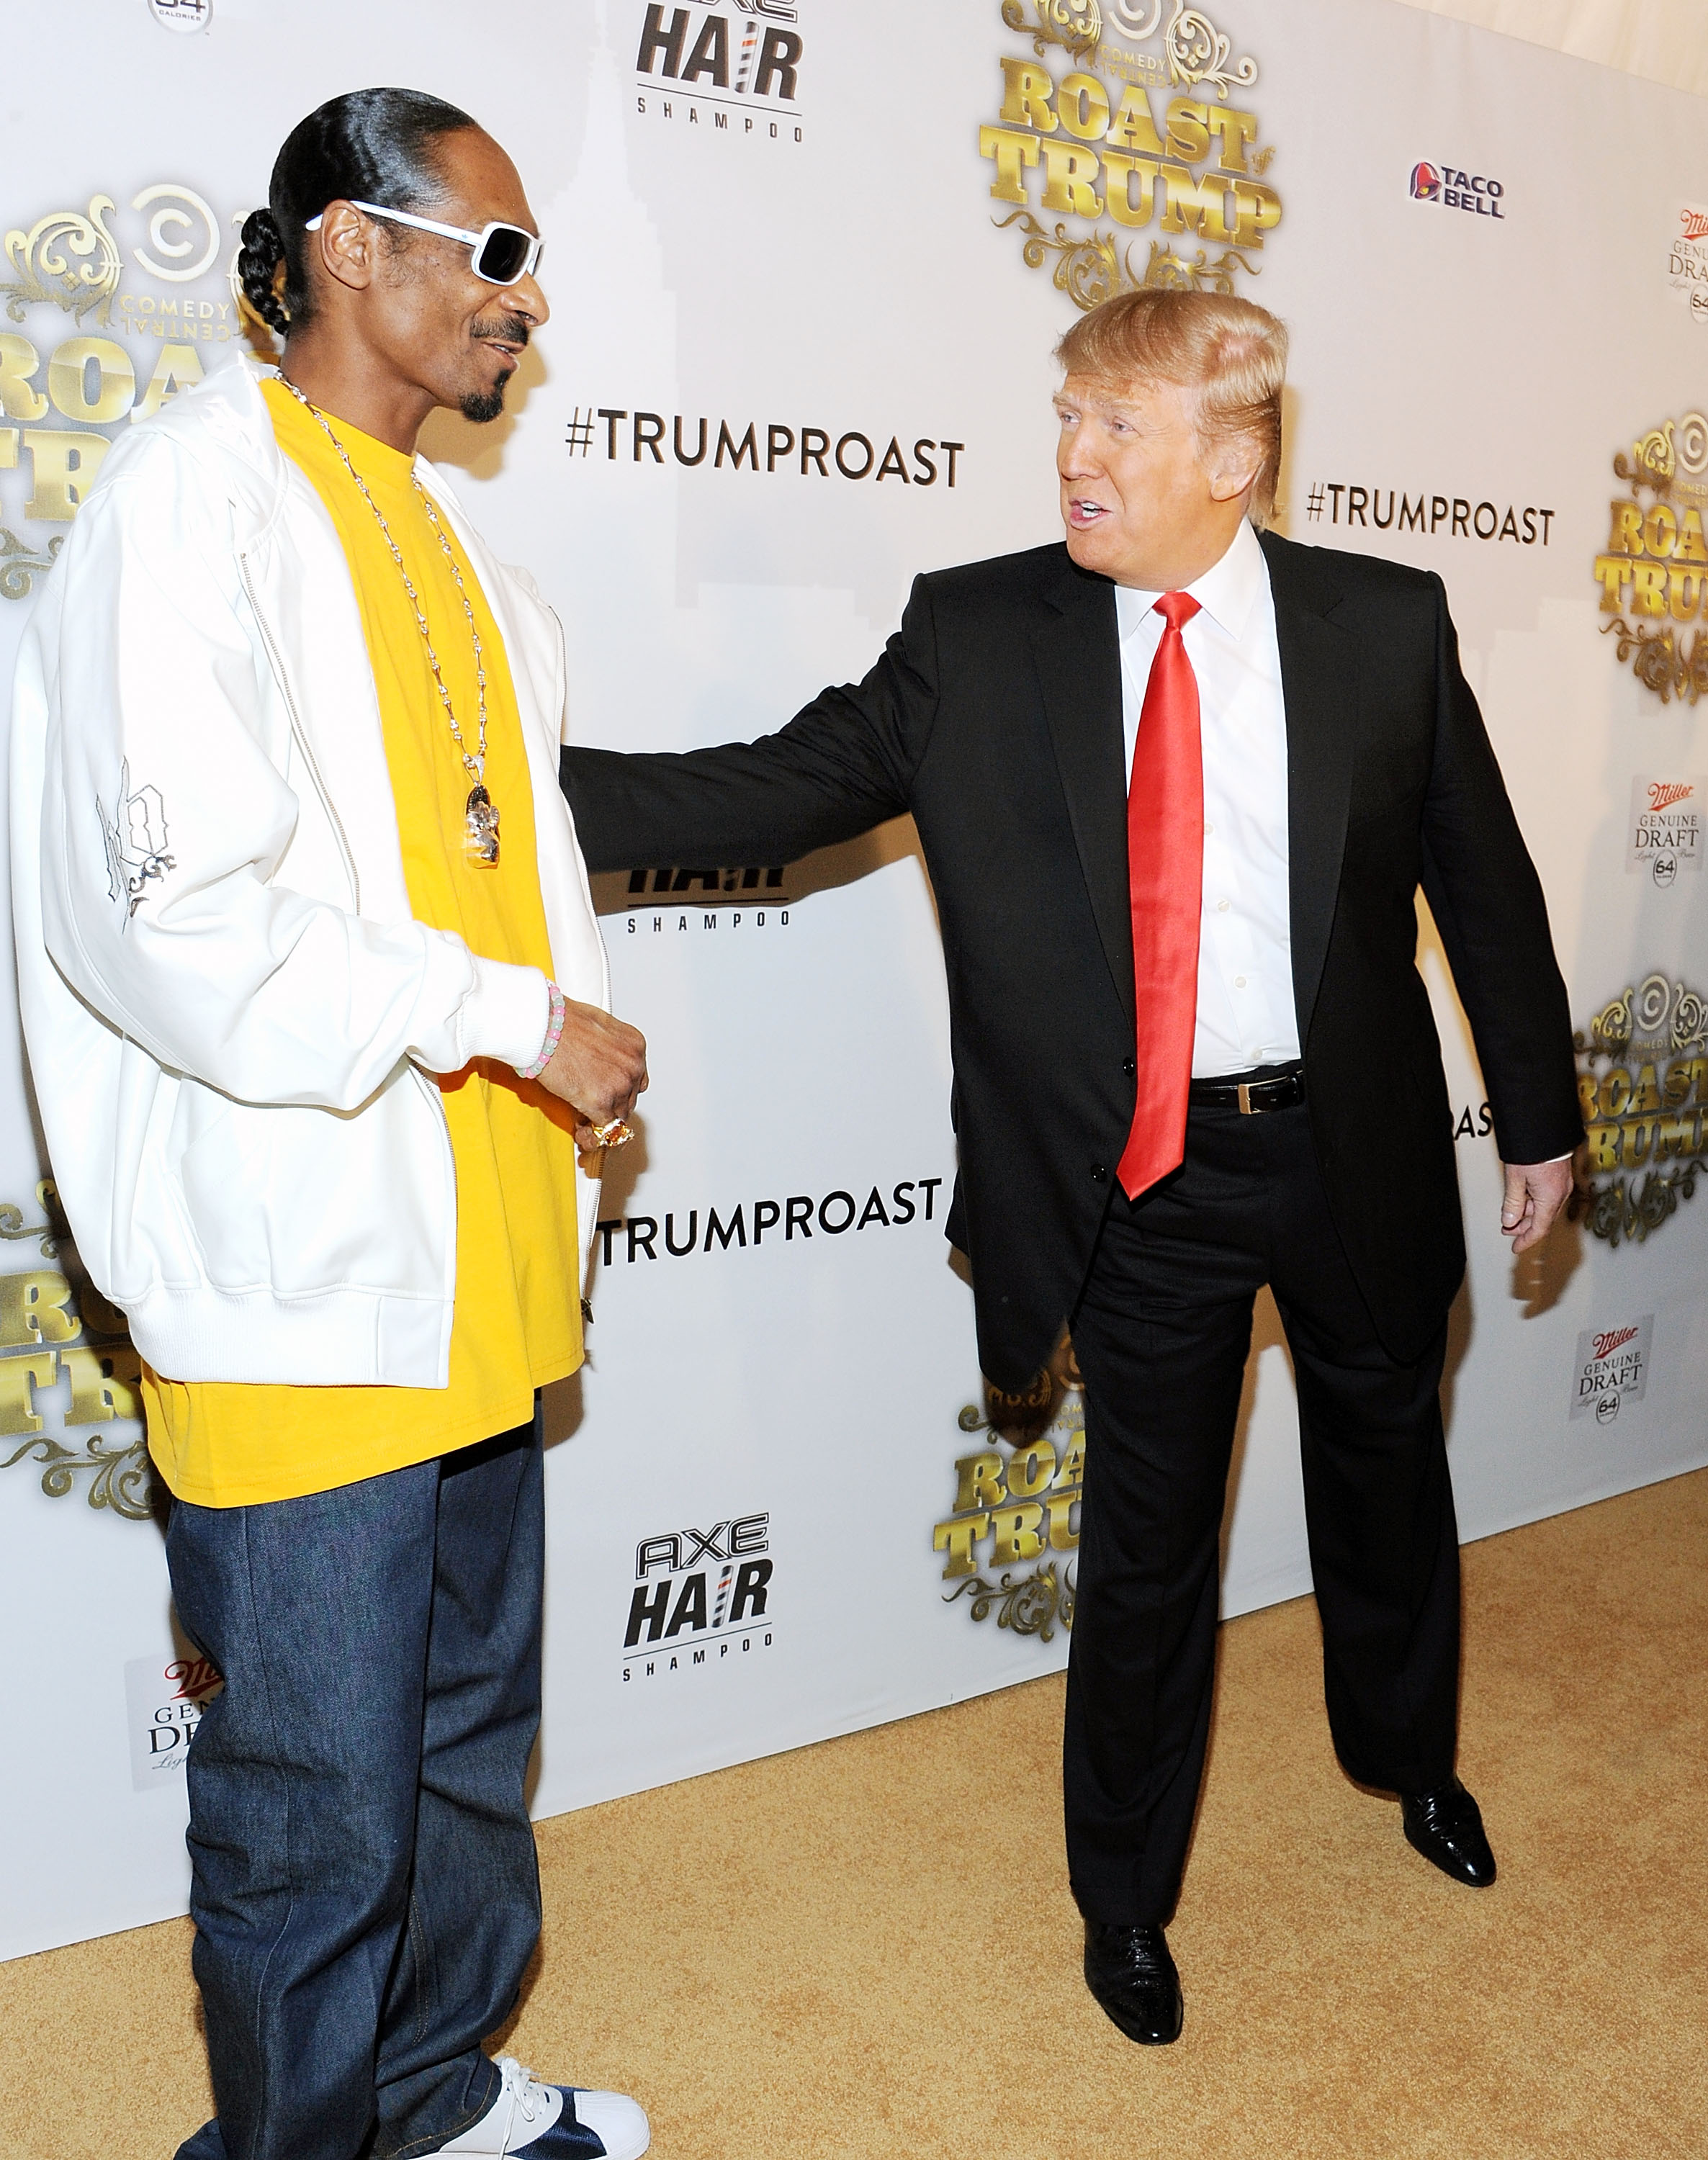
[143,380,583,1507]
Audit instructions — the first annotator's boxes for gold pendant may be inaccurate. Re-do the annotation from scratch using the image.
[464,784,500,865]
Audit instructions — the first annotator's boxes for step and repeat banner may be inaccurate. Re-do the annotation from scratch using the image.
[3,0,1706,1958]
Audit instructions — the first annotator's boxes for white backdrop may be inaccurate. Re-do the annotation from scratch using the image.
[3,0,1705,1960]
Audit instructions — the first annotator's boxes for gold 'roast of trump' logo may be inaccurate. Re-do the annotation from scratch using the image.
[0,180,258,598]
[0,1182,152,1519]
[979,0,1280,312]
[1594,412,1708,704]
[934,1340,1084,1642]
[1573,972,1708,1246]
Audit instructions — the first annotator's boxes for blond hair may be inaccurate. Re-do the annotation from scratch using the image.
[1056,289,1287,528]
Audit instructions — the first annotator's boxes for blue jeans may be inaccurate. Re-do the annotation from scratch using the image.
[166,1414,545,2160]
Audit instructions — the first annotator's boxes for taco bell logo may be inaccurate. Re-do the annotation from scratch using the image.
[1569,1315,1653,1423]
[1410,160,1504,217]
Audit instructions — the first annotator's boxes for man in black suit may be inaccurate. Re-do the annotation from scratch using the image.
[560,290,1582,2044]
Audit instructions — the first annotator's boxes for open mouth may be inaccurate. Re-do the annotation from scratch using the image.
[472,312,531,369]
[1066,497,1110,528]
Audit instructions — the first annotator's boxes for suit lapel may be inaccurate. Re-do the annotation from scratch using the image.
[1032,557,1133,1026]
[1262,531,1359,1047]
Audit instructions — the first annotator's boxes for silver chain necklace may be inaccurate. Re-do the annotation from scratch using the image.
[279,377,500,865]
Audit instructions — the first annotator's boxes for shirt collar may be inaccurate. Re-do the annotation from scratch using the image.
[1114,516,1267,644]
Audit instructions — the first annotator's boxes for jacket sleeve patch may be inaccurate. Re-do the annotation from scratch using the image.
[99,761,176,924]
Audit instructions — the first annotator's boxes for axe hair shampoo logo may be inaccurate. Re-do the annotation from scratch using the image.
[622,1511,775,1678]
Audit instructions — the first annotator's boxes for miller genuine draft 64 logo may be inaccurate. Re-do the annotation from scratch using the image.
[1573,971,1708,1247]
[979,0,1280,311]
[0,179,256,598]
[1594,411,1708,704]
[934,1343,1084,1643]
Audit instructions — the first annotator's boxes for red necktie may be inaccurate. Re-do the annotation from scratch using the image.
[1115,592,1203,1201]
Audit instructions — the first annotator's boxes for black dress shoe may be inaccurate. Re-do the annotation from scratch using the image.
[1401,1776,1498,1886]
[1082,1921,1184,2045]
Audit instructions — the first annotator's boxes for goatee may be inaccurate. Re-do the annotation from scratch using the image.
[460,381,508,424]
[463,312,529,423]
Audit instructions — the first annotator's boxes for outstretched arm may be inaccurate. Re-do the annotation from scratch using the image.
[562,575,943,871]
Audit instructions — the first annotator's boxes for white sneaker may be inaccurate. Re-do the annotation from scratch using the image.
[428,2055,650,2159]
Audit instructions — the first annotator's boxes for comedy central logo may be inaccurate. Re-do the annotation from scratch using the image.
[1573,972,1708,1248]
[621,1512,774,1678]
[979,1,1279,313]
[933,1344,1084,1644]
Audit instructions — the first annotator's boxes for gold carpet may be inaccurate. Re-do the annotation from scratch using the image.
[4,1467,1705,2160]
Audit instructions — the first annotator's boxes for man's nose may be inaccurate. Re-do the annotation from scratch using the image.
[1058,433,1103,479]
[506,269,549,328]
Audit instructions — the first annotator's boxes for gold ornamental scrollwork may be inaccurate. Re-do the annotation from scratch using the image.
[0,1430,156,1521]
[1599,615,1708,706]
[0,1180,65,1259]
[0,528,63,602]
[1,195,121,325]
[943,1560,1077,1640]
[996,213,1257,308]
[1002,0,1104,62]
[1136,237,1257,291]
[1614,421,1676,499]
[1164,0,1257,98]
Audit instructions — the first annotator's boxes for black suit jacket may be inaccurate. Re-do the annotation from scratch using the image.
[562,531,1583,1387]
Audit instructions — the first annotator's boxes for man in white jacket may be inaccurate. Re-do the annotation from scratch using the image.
[11,89,650,2160]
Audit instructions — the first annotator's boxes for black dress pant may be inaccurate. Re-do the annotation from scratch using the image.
[1064,1099,1461,1927]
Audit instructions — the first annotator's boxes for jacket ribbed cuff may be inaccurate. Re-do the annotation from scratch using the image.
[454,958,551,1071]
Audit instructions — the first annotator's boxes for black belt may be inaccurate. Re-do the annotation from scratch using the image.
[1187,1061,1305,1114]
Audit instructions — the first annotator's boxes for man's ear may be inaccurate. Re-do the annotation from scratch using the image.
[1207,453,1259,506]
[313,201,380,295]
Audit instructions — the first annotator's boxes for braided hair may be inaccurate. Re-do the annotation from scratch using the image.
[238,87,479,338]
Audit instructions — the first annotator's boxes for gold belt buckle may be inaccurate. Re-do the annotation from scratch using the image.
[1237,1081,1254,1115]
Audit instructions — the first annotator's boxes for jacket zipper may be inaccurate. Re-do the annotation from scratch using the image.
[237,547,457,1341]
[236,548,361,912]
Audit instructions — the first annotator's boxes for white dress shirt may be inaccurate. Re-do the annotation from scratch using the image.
[1114,518,1300,1080]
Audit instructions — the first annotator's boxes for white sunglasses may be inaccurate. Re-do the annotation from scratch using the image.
[303,199,543,285]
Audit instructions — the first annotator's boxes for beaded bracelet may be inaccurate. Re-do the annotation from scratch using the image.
[515,979,566,1080]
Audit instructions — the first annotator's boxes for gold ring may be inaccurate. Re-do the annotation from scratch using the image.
[590,1117,633,1150]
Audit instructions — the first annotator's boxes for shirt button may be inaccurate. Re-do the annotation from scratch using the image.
[1090,1164,1109,1184]
[1217,899,1230,912]
[1204,822,1215,836]
[1122,1057,1136,1077]
[1235,976,1246,988]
